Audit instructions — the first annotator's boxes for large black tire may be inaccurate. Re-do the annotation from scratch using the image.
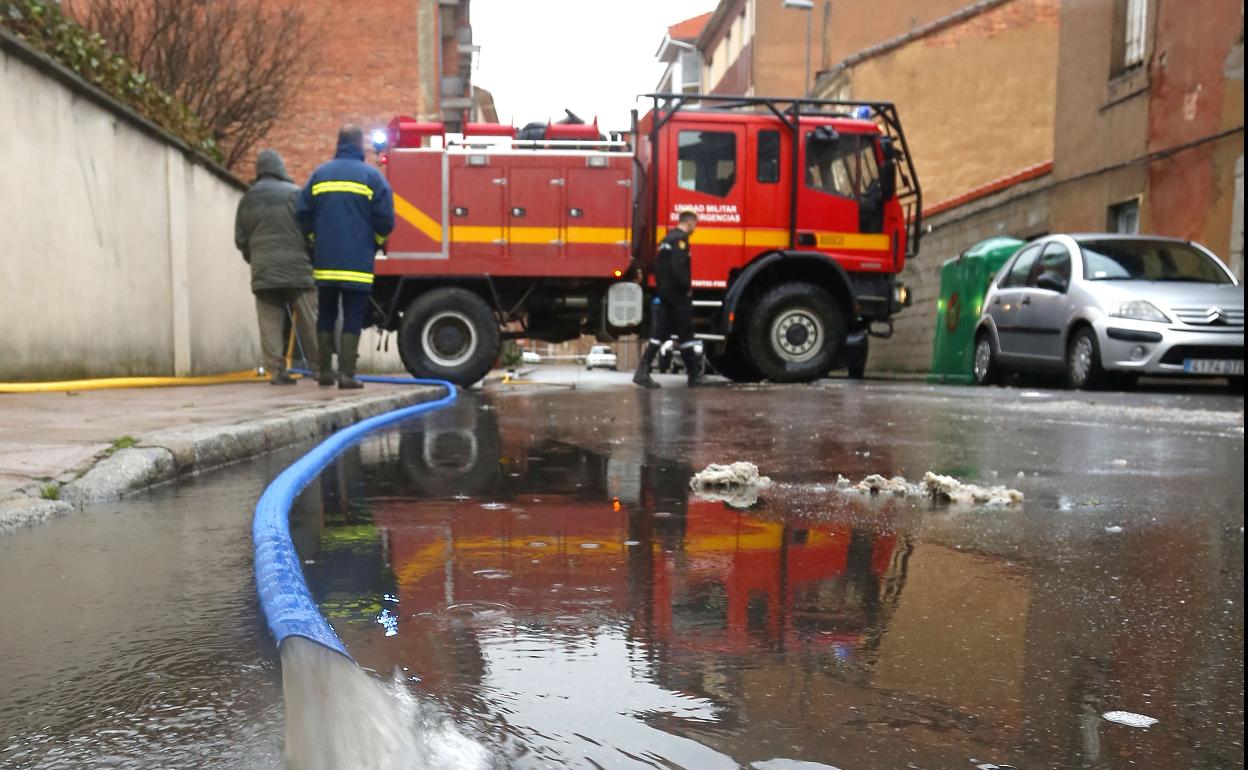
[972,332,1000,386]
[846,337,869,380]
[745,283,846,383]
[398,288,500,386]
[707,333,762,382]
[1065,326,1105,390]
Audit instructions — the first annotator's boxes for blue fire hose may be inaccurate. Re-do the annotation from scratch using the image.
[252,373,457,658]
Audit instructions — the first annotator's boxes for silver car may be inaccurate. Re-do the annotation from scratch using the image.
[973,235,1244,389]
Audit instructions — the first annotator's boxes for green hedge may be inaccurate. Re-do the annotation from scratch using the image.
[2,0,222,162]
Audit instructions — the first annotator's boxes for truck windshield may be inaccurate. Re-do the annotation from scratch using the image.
[1080,240,1233,283]
[805,132,878,199]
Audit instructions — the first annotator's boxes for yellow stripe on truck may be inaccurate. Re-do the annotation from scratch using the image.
[655,228,890,252]
[394,194,443,242]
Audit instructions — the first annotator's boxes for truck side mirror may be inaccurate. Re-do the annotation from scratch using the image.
[879,137,897,200]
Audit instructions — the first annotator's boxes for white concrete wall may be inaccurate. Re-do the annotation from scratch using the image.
[0,40,259,380]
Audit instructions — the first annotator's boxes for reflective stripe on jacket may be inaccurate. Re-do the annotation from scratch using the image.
[295,142,395,290]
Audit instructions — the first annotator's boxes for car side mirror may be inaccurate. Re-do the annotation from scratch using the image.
[1035,273,1067,292]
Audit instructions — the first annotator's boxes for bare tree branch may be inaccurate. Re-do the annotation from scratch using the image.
[80,0,317,170]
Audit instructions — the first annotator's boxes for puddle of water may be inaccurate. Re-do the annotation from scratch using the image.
[294,392,1243,769]
[1,385,1241,769]
[280,638,490,770]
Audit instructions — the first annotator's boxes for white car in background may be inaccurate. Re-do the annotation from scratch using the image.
[973,234,1243,390]
[521,350,542,364]
[584,345,618,370]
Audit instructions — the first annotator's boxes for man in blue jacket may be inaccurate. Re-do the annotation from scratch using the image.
[296,125,395,389]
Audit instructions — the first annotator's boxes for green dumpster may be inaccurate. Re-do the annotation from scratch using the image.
[928,236,1024,384]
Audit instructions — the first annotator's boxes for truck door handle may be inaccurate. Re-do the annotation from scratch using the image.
[453,206,468,217]
[510,207,525,217]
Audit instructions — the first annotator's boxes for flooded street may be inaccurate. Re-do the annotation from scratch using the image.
[302,379,1244,769]
[2,379,1243,768]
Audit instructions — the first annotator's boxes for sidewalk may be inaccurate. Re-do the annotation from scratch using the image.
[0,378,445,531]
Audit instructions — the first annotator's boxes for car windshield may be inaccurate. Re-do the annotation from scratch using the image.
[1079,239,1233,283]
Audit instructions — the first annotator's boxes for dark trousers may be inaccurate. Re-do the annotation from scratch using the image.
[316,285,371,335]
[648,294,694,347]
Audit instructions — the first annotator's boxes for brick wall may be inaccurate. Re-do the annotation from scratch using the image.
[255,0,435,183]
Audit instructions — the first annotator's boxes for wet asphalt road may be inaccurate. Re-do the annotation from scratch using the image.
[0,372,1243,769]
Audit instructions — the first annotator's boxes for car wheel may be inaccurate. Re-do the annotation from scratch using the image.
[972,333,1000,385]
[399,288,500,386]
[746,282,846,383]
[1066,327,1105,390]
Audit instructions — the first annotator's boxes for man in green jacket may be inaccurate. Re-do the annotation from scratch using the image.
[234,149,320,385]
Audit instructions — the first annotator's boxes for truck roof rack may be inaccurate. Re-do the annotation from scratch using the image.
[640,92,922,259]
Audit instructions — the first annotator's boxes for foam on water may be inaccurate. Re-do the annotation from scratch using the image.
[280,638,493,770]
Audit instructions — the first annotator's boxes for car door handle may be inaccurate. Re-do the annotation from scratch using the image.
[1021,296,1031,305]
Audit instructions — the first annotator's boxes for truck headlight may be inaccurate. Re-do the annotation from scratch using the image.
[1108,300,1170,323]
[892,283,910,308]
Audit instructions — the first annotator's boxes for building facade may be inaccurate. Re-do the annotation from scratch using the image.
[254,0,480,182]
[656,13,711,94]
[1048,0,1244,272]
[697,0,976,98]
[822,0,1244,374]
[813,0,1061,207]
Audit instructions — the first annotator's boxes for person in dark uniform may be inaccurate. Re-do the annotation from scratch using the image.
[295,125,395,389]
[633,210,703,388]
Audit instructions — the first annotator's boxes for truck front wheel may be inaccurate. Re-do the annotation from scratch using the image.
[399,288,500,386]
[745,283,846,383]
[707,334,762,382]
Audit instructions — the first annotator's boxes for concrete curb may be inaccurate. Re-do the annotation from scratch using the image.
[0,497,75,533]
[0,386,441,533]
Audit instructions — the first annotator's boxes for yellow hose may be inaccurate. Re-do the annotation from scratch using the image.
[0,369,267,394]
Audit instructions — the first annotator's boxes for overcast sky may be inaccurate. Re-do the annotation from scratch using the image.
[471,0,718,131]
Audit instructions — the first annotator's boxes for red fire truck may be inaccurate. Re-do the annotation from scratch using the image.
[372,93,921,385]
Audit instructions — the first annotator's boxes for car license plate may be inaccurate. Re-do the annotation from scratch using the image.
[1183,358,1245,375]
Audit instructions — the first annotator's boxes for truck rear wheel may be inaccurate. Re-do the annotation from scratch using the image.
[745,282,846,383]
[399,288,500,386]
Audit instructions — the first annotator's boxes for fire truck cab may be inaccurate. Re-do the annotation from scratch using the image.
[371,94,921,385]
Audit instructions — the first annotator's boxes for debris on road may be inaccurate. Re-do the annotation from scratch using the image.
[1102,711,1159,728]
[833,472,1024,506]
[690,462,773,509]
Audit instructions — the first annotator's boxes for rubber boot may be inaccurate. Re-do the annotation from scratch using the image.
[338,332,364,390]
[316,332,336,386]
[682,347,705,387]
[632,342,661,389]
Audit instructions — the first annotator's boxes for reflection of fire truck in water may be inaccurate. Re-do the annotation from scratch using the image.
[370,94,921,385]
[365,492,908,663]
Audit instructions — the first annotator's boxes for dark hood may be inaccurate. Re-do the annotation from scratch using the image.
[334,141,366,161]
[254,149,293,183]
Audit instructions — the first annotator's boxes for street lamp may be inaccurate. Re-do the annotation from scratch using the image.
[783,0,814,97]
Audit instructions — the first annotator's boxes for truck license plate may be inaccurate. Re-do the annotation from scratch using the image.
[1184,359,1244,375]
